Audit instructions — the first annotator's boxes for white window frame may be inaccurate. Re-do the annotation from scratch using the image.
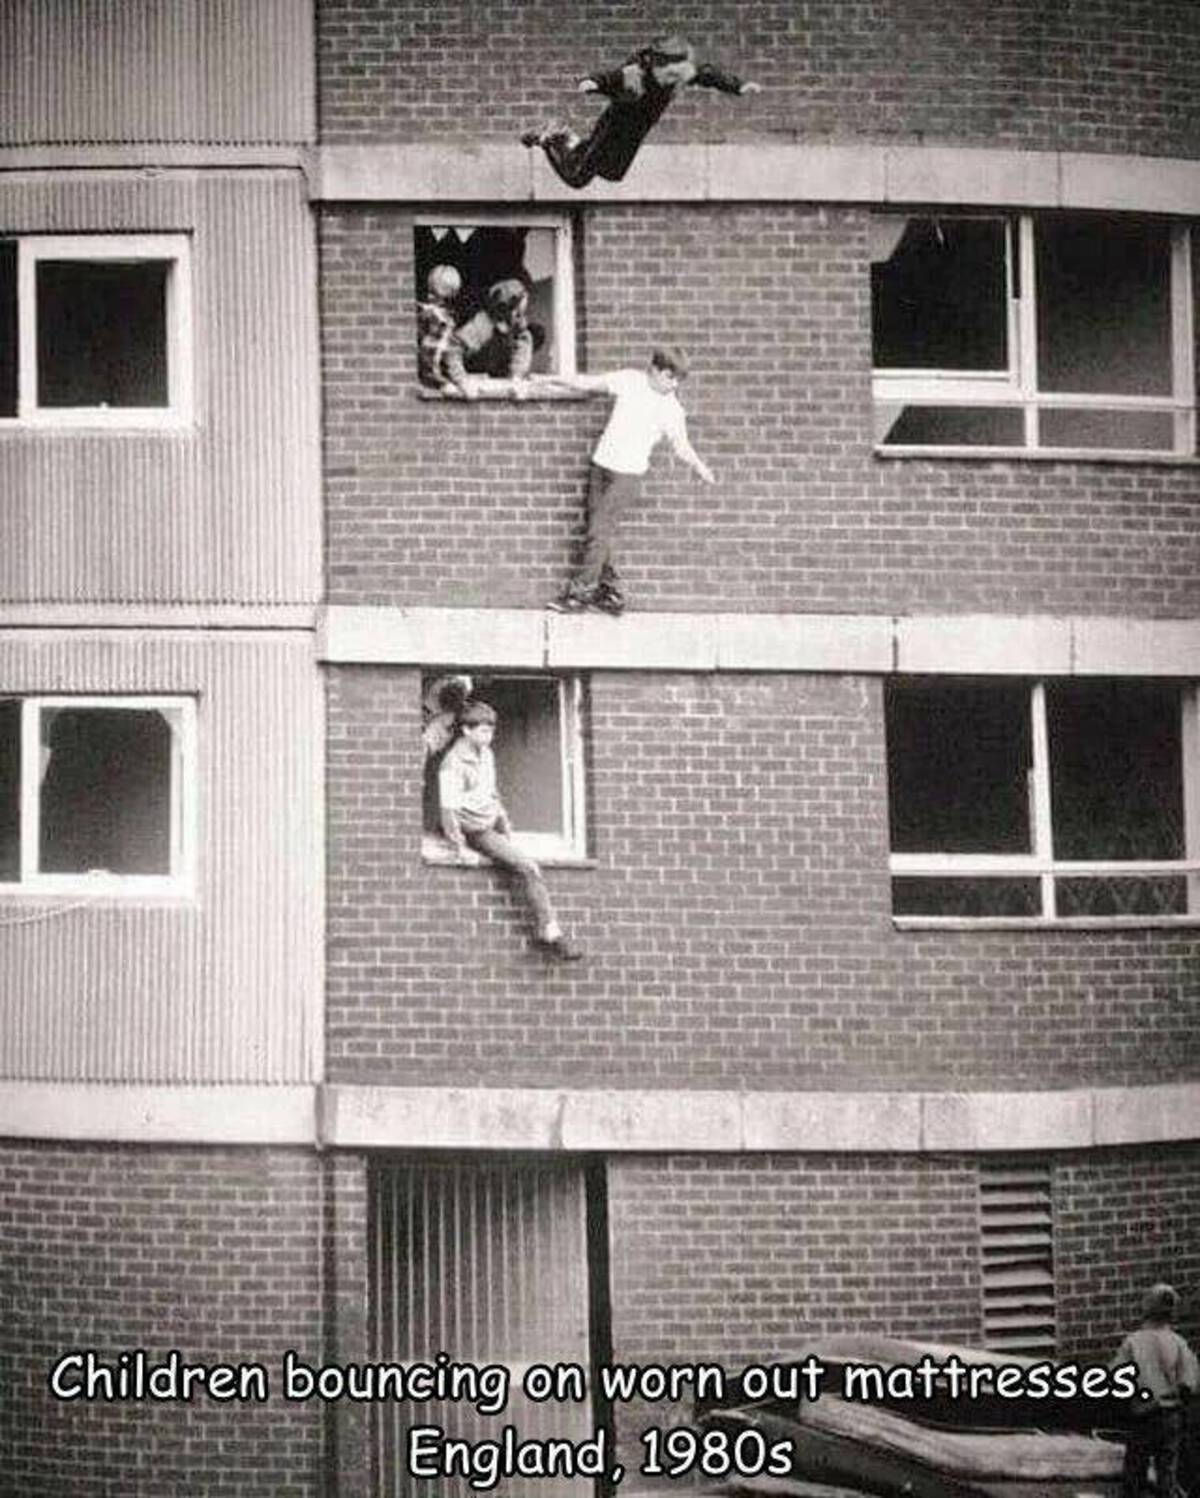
[423,674,587,864]
[2,695,197,897]
[414,212,577,396]
[890,680,1200,927]
[873,213,1196,458]
[3,233,193,428]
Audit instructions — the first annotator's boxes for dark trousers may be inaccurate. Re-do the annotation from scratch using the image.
[542,130,603,189]
[572,462,637,592]
[466,826,554,936]
[1123,1407,1183,1498]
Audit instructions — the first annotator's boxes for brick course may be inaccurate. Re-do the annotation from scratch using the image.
[317,0,1200,160]
[321,203,1200,617]
[325,666,1200,1089]
[2,1144,328,1498]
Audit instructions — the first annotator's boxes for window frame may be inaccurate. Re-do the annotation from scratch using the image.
[1,694,197,897]
[2,233,193,429]
[872,212,1196,459]
[422,673,588,865]
[413,212,577,398]
[888,678,1200,927]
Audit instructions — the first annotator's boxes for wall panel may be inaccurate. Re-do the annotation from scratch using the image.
[0,630,322,1083]
[0,171,321,604]
[0,0,314,146]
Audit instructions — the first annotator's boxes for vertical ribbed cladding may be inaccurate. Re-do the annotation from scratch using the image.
[0,630,323,1083]
[0,170,321,604]
[0,0,314,146]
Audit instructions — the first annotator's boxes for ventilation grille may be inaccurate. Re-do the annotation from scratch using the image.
[980,1161,1056,1354]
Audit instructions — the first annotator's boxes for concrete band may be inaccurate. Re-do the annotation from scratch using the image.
[2,1079,1197,1151]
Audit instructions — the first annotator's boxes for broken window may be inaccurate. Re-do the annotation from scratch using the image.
[886,678,1200,922]
[413,218,575,394]
[0,234,191,425]
[871,212,1195,456]
[0,697,194,892]
[422,672,587,861]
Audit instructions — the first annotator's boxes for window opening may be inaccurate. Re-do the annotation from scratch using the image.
[422,672,586,862]
[872,212,1194,456]
[414,219,574,395]
[36,259,170,408]
[887,677,1200,922]
[0,696,194,894]
[0,234,190,426]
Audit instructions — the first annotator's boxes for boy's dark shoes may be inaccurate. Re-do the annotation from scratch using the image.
[592,591,626,615]
[532,935,584,962]
[520,129,545,148]
[546,589,593,613]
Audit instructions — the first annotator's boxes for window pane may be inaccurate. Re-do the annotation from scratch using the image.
[36,260,169,407]
[887,681,1032,853]
[893,877,1041,917]
[0,699,19,880]
[414,225,558,377]
[478,678,564,835]
[1047,681,1183,861]
[1039,407,1175,452]
[1036,216,1172,396]
[1056,876,1187,918]
[0,240,15,417]
[871,216,1009,371]
[39,708,173,875]
[877,403,1024,447]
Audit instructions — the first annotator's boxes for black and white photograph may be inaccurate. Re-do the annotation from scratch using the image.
[1,2,1199,1494]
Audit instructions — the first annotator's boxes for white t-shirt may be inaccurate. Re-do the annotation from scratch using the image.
[590,369,688,476]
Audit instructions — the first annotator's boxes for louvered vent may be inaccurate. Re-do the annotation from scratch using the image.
[979,1161,1056,1354]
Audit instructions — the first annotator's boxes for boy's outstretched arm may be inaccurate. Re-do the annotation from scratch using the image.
[694,64,762,96]
[537,371,613,395]
[671,428,716,483]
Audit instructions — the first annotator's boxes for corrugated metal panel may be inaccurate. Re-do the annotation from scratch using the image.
[980,1161,1057,1354]
[0,171,321,604]
[372,1159,594,1498]
[0,0,314,146]
[0,630,322,1083]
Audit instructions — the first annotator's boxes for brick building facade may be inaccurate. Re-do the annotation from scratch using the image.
[2,2,1199,1494]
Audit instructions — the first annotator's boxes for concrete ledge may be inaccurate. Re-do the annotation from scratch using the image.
[895,615,1073,675]
[921,1090,1095,1153]
[320,1083,1200,1153]
[1073,618,1200,677]
[0,1083,316,1144]
[716,614,891,672]
[1,1081,1195,1149]
[545,611,721,670]
[318,605,544,667]
[314,141,1200,212]
[318,607,1200,678]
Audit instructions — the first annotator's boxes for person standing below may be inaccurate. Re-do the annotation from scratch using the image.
[438,701,582,962]
[547,346,715,614]
[1111,1283,1198,1498]
[521,35,760,189]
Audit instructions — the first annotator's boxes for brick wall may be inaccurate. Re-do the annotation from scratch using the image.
[604,1146,1200,1463]
[321,203,1200,617]
[1056,1141,1200,1363]
[317,0,1200,160]
[604,1153,983,1455]
[2,1143,328,1497]
[325,666,1200,1090]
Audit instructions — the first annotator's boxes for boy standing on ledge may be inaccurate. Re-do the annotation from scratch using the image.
[547,346,716,614]
[439,701,583,963]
